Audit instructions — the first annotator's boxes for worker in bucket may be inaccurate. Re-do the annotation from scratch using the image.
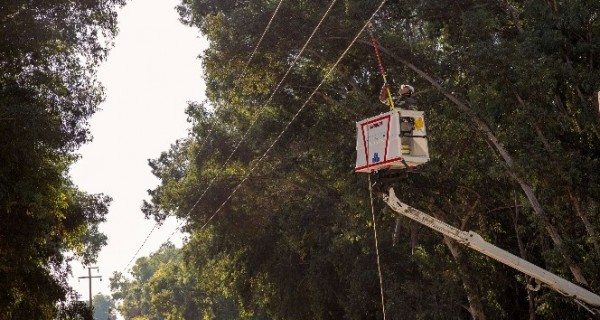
[379,83,416,110]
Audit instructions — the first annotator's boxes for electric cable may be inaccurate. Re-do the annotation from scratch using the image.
[197,0,389,231]
[121,0,286,273]
[194,0,286,155]
[162,0,341,245]
[126,0,389,274]
[121,223,158,273]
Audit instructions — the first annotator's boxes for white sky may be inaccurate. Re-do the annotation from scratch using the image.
[68,0,207,302]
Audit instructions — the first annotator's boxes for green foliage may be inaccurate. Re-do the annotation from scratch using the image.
[0,0,124,318]
[110,242,241,319]
[136,0,600,319]
[56,300,93,320]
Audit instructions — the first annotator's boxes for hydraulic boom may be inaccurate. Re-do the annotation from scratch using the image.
[383,188,600,311]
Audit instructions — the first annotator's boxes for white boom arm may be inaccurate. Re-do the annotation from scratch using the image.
[383,188,600,309]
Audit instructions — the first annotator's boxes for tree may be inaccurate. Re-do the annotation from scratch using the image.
[56,300,94,320]
[143,0,600,319]
[93,294,116,320]
[0,0,124,318]
[110,242,242,319]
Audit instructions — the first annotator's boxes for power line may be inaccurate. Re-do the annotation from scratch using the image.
[194,0,286,156]
[184,0,340,230]
[120,0,286,274]
[242,0,285,77]
[121,223,158,273]
[165,0,339,244]
[125,0,389,272]
[198,0,389,231]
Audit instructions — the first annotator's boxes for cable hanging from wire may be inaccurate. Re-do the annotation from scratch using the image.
[369,174,387,320]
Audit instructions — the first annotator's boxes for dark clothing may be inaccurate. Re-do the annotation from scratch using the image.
[380,94,417,110]
[379,84,417,110]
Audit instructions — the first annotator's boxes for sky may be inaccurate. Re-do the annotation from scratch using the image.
[68,0,207,302]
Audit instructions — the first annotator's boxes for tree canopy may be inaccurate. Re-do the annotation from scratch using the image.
[0,0,124,318]
[125,0,599,319]
[93,293,116,320]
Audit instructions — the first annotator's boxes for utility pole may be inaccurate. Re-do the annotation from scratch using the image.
[78,266,102,307]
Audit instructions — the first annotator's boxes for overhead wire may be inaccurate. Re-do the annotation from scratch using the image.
[125,0,391,281]
[194,0,286,155]
[120,0,286,273]
[121,223,158,273]
[197,0,390,231]
[185,0,339,230]
[162,0,341,245]
[241,0,285,79]
[190,5,390,315]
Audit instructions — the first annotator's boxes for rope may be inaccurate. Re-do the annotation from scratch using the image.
[369,174,387,320]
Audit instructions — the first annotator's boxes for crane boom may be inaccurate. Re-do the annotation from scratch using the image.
[383,188,600,310]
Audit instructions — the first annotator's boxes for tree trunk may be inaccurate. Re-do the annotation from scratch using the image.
[427,206,487,320]
[567,189,600,260]
[597,91,600,116]
[510,196,537,320]
[520,94,600,263]
[443,234,488,320]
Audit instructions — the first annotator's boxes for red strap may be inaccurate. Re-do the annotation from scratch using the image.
[369,30,387,81]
